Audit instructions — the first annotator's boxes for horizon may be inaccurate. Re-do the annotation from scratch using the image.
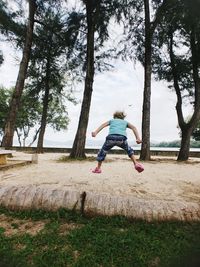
[13,136,183,148]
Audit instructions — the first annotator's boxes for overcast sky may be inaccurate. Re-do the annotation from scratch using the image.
[0,40,183,146]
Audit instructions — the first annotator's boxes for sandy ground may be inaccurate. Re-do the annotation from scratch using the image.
[0,151,200,204]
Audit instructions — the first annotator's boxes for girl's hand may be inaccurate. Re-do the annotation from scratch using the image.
[136,139,142,144]
[92,132,96,137]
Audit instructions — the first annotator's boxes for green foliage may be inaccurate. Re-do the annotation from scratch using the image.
[153,139,200,148]
[153,140,181,148]
[0,207,200,267]
[152,0,200,97]
[15,88,41,146]
[0,0,24,41]
[0,86,70,146]
[25,3,79,145]
[47,94,71,132]
[66,0,120,75]
[28,3,78,95]
[0,86,40,145]
[192,121,200,141]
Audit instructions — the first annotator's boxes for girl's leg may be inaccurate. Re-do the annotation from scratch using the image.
[92,138,114,173]
[119,140,144,173]
[97,161,102,169]
[92,161,103,173]
[130,154,144,172]
[130,154,137,165]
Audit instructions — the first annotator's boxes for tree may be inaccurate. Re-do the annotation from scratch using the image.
[153,0,200,160]
[69,0,117,158]
[69,0,95,158]
[0,86,39,146]
[140,0,171,160]
[1,0,37,148]
[15,88,41,147]
[118,0,171,160]
[0,85,71,147]
[26,3,79,153]
[140,0,152,161]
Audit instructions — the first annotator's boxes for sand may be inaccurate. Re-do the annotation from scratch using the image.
[0,151,200,204]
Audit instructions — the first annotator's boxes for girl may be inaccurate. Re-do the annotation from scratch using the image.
[91,111,144,173]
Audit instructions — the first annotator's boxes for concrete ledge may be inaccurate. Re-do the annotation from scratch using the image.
[5,146,200,158]
[0,185,199,222]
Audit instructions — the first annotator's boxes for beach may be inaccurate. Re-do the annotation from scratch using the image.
[0,151,200,204]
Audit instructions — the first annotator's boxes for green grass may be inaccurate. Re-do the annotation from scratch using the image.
[57,156,96,162]
[0,207,199,267]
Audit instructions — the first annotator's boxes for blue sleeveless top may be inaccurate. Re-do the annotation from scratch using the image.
[108,119,128,137]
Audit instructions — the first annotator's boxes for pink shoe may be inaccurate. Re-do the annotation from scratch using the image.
[135,162,144,173]
[92,167,102,174]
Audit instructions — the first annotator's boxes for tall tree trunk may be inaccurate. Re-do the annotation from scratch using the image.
[16,129,22,147]
[140,0,152,160]
[178,127,193,160]
[140,0,169,160]
[1,0,36,148]
[69,1,95,159]
[36,87,50,153]
[28,127,40,147]
[36,58,51,154]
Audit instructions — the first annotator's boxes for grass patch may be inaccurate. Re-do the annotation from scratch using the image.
[57,155,96,162]
[0,207,199,267]
[57,155,120,163]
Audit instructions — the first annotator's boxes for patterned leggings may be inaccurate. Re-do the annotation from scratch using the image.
[97,134,134,162]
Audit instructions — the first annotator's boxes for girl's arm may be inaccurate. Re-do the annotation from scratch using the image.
[127,122,142,144]
[92,121,109,137]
